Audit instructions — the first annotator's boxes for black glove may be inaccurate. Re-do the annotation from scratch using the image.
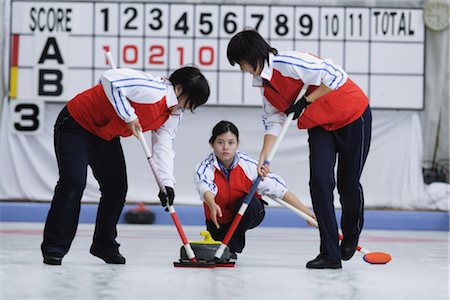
[158,186,175,207]
[284,95,310,120]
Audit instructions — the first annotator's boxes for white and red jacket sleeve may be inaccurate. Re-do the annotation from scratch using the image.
[101,68,180,188]
[101,68,168,123]
[237,152,288,199]
[194,153,218,200]
[151,114,181,188]
[261,93,286,137]
[271,51,348,90]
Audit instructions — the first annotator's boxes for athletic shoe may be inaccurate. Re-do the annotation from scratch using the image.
[306,254,342,269]
[90,247,126,264]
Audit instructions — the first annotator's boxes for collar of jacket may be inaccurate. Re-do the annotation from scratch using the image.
[212,152,239,173]
[252,52,275,87]
[164,78,179,109]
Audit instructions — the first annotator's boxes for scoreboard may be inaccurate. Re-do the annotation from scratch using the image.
[8,1,425,133]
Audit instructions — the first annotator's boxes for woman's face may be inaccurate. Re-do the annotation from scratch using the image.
[212,131,238,167]
[239,61,262,76]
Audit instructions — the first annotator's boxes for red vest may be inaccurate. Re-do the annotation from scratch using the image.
[263,69,368,131]
[203,166,261,224]
[67,84,170,141]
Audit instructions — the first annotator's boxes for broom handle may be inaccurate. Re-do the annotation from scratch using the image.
[137,131,163,191]
[105,51,116,69]
[136,131,197,260]
[266,196,370,255]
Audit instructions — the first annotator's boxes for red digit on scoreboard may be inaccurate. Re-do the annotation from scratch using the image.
[199,46,214,66]
[149,45,164,65]
[123,45,138,64]
[103,45,111,65]
[176,47,184,66]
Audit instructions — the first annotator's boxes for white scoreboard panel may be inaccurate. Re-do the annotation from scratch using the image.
[8,1,425,133]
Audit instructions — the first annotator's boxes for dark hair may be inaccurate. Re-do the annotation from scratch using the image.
[227,29,278,71]
[209,121,239,145]
[169,66,210,112]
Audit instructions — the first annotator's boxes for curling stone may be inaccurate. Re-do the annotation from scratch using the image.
[180,231,231,261]
[124,202,155,224]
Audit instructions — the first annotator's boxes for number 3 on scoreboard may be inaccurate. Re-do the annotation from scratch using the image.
[10,101,44,135]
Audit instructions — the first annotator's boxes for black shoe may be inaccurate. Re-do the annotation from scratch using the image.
[90,247,126,264]
[306,255,342,269]
[340,236,359,261]
[230,252,238,260]
[43,254,62,265]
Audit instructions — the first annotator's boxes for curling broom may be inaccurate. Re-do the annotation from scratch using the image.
[267,196,392,264]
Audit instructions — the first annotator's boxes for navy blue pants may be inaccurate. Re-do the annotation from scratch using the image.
[41,107,127,257]
[308,106,372,261]
[206,195,265,253]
